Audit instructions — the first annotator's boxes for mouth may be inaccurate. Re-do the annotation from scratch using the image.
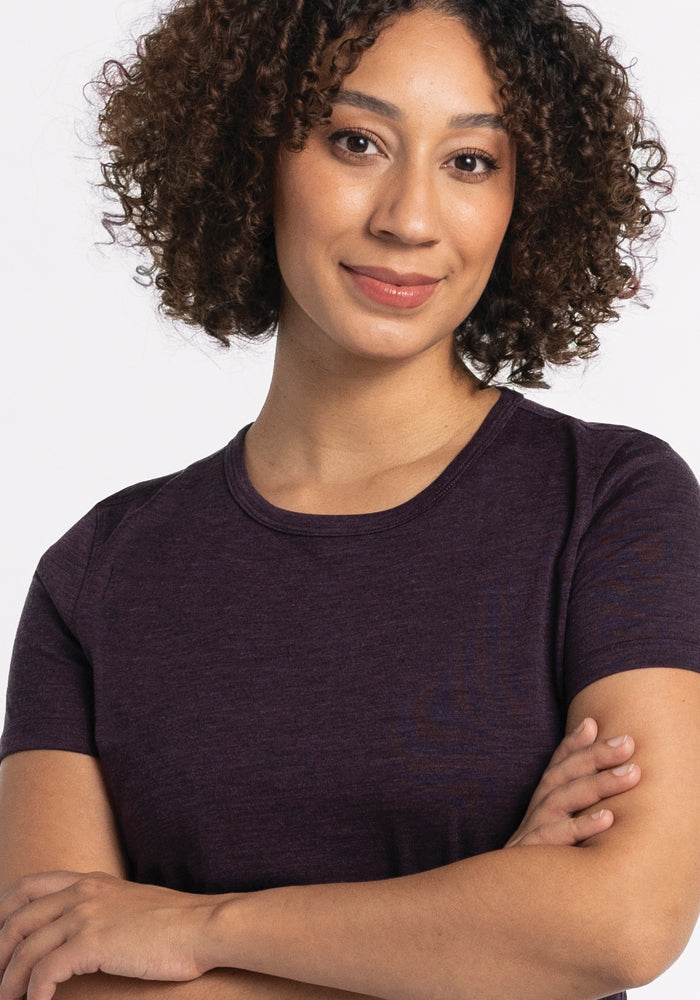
[342,264,441,286]
[340,264,442,309]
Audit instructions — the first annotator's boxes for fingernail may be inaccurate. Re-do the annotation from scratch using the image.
[612,763,637,776]
[606,734,628,747]
[591,809,611,820]
[573,718,588,734]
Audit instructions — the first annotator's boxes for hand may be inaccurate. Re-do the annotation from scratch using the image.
[0,871,228,1000]
[504,716,641,848]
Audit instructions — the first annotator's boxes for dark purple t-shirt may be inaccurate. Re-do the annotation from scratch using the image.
[2,388,699,999]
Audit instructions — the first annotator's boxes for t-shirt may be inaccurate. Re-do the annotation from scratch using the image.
[2,387,699,1000]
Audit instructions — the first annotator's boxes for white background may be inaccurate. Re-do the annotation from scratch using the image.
[1,2,698,995]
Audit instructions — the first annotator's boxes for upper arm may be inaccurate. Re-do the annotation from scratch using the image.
[0,750,129,896]
[567,667,700,978]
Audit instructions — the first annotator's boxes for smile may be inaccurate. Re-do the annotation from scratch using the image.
[341,264,441,309]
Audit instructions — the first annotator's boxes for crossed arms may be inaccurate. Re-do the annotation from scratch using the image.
[1,667,699,1000]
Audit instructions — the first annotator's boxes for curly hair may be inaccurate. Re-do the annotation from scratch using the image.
[89,0,673,387]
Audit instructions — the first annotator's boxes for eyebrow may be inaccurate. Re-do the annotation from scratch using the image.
[330,89,507,131]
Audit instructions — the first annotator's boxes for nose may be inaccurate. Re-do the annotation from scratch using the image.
[368,161,441,247]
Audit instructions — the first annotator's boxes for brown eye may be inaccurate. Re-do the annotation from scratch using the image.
[344,135,372,154]
[455,154,480,173]
[329,129,381,159]
[446,149,499,181]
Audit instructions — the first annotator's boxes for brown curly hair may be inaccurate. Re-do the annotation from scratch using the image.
[89,0,673,387]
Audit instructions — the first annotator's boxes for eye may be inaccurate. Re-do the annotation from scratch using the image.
[329,128,382,161]
[446,149,500,182]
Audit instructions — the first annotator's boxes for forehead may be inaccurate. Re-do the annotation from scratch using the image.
[335,9,501,116]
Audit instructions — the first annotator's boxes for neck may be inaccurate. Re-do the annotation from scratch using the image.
[245,325,498,488]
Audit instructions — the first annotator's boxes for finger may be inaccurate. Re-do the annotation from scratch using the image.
[0,921,69,1000]
[537,734,636,801]
[524,721,603,812]
[26,938,102,1000]
[516,808,615,847]
[547,717,598,767]
[543,761,642,817]
[0,874,87,924]
[0,894,73,971]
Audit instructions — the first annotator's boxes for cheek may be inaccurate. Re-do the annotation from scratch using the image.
[448,189,514,263]
[275,155,357,250]
[272,158,356,316]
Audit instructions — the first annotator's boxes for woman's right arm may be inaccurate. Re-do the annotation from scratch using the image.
[0,730,637,1000]
[0,751,384,1000]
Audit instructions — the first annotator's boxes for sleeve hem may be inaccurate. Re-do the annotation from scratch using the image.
[0,729,98,766]
[565,642,700,707]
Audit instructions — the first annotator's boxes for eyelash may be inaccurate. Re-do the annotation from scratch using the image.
[328,127,501,181]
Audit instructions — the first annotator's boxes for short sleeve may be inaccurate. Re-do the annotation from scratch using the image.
[563,435,700,706]
[0,511,99,764]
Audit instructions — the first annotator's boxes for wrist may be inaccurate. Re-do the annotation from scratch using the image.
[197,890,247,973]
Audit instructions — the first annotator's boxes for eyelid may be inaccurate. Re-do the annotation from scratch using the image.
[328,127,500,180]
[329,127,383,159]
[445,147,500,181]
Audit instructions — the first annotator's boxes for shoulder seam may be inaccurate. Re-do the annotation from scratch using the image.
[69,471,190,627]
[93,470,186,512]
[35,510,99,637]
[70,508,102,630]
[590,438,630,506]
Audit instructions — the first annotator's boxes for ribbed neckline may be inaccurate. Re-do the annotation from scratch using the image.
[224,386,523,536]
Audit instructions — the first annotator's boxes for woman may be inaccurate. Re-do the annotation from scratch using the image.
[0,2,698,999]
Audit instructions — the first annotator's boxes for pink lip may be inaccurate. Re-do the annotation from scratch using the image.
[341,264,441,309]
[343,264,440,286]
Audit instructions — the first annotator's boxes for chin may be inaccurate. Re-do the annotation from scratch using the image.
[333,326,453,366]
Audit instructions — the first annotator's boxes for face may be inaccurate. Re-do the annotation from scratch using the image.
[272,8,516,368]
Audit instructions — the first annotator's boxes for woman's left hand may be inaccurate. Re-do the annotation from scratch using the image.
[0,870,228,1000]
[503,717,640,848]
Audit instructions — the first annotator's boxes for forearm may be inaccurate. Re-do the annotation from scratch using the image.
[51,969,383,1000]
[206,844,649,1000]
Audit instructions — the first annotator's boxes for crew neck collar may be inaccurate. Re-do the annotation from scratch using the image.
[225,387,522,536]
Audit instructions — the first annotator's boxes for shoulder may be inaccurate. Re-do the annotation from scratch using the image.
[506,389,699,504]
[35,442,234,623]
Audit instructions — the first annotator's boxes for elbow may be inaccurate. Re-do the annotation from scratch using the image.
[601,899,698,992]
[608,941,672,991]
[578,838,700,993]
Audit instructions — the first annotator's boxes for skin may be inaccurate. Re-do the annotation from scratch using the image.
[244,8,516,513]
[1,9,698,1000]
[271,23,515,372]
[0,725,640,1000]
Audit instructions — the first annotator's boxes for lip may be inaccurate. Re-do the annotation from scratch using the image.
[343,264,441,286]
[340,263,442,310]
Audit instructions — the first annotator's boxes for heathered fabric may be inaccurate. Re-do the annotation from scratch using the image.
[2,387,699,1000]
